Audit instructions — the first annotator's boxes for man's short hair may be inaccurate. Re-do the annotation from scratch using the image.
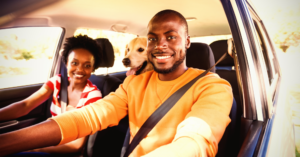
[150,9,189,35]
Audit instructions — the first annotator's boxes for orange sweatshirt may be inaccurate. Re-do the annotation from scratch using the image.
[52,68,233,157]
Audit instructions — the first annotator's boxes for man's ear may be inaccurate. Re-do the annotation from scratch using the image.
[186,35,191,49]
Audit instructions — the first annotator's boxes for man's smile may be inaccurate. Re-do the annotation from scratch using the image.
[155,56,171,59]
[151,53,174,63]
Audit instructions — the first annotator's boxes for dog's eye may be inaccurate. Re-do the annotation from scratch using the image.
[127,48,130,52]
[138,48,144,52]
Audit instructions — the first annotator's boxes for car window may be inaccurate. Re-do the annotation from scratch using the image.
[252,21,274,84]
[252,18,279,100]
[0,27,64,89]
[74,28,136,75]
[190,34,232,44]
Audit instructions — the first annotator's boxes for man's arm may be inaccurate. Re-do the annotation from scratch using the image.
[28,136,87,154]
[0,119,61,157]
[52,76,133,145]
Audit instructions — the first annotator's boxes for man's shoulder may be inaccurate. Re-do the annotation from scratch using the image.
[124,70,155,83]
[187,68,219,78]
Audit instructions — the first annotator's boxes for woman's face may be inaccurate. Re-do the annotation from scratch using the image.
[66,48,95,85]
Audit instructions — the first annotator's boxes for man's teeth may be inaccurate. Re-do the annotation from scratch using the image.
[156,56,171,59]
[75,74,83,77]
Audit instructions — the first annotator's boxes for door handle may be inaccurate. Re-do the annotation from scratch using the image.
[0,120,19,129]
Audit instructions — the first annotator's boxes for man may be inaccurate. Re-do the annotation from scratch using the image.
[0,10,232,157]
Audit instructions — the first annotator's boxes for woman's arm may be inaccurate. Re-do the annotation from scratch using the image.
[0,85,53,121]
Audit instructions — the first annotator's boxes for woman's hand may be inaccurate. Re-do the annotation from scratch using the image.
[0,85,53,121]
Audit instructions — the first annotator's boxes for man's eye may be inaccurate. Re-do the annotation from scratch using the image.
[148,38,156,42]
[85,64,91,68]
[167,36,176,40]
[71,62,77,65]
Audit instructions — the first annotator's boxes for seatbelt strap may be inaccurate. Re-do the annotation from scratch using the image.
[59,58,68,113]
[122,52,228,157]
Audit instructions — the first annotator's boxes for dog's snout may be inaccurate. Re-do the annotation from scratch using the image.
[122,58,131,66]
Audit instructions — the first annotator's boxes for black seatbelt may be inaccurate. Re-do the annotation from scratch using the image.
[59,58,68,112]
[122,52,229,157]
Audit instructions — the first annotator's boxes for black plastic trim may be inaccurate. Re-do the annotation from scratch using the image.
[236,0,268,120]
[0,117,44,134]
[0,83,43,104]
[221,0,255,120]
[50,27,65,78]
[237,121,263,157]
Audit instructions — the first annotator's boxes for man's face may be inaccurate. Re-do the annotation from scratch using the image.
[147,14,190,74]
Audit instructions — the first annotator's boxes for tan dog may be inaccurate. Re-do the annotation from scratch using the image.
[122,37,153,76]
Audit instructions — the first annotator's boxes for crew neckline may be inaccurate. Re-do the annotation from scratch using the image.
[155,68,192,86]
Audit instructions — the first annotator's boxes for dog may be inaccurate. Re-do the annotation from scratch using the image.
[122,37,153,76]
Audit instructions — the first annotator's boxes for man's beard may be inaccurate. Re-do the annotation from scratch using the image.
[149,51,186,74]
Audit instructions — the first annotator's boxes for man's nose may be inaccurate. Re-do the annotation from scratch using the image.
[155,38,167,50]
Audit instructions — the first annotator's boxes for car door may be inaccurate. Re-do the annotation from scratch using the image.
[221,0,294,156]
[0,26,64,134]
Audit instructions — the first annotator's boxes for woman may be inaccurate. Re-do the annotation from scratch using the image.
[0,35,103,156]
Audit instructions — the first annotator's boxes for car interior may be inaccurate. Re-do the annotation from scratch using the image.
[0,0,279,156]
[75,38,240,157]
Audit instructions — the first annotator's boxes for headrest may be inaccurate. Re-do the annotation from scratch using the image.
[95,38,115,67]
[209,40,234,66]
[186,42,216,72]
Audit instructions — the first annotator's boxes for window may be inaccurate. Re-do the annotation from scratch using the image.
[0,27,63,89]
[190,34,232,44]
[253,20,274,85]
[74,28,137,74]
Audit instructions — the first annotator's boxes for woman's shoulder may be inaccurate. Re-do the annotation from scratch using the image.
[85,79,102,96]
[48,74,62,82]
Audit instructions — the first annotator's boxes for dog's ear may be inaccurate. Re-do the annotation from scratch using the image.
[125,44,129,56]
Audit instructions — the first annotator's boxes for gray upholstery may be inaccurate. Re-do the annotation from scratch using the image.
[186,42,216,72]
[95,38,115,67]
[210,40,235,66]
[209,40,241,108]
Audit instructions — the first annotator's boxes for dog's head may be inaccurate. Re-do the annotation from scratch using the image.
[123,37,151,75]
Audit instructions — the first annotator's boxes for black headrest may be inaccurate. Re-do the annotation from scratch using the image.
[95,38,115,67]
[209,40,234,66]
[186,42,216,72]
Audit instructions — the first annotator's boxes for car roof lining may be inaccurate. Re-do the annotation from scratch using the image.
[10,0,231,37]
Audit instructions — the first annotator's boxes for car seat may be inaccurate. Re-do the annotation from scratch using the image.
[83,38,128,157]
[187,42,239,157]
[210,40,242,111]
[209,40,242,157]
[186,42,216,72]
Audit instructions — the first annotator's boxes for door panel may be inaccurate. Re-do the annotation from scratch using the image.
[0,84,51,134]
